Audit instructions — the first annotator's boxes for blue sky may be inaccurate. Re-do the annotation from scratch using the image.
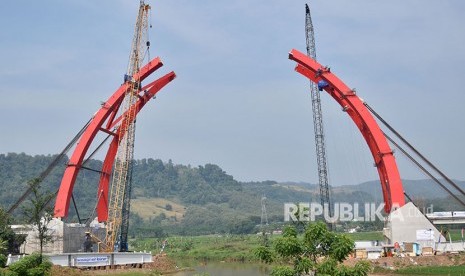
[1,1,464,186]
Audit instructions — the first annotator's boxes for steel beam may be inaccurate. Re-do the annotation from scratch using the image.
[54,58,169,218]
[289,49,405,213]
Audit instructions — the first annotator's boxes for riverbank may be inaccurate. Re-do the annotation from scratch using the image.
[371,265,465,275]
[46,252,465,276]
[130,232,386,262]
[48,258,465,276]
[47,232,465,275]
[359,254,465,275]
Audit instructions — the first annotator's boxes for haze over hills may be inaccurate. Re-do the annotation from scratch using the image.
[287,179,465,205]
[1,153,463,236]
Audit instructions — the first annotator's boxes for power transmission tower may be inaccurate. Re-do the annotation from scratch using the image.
[305,4,332,227]
[261,195,268,229]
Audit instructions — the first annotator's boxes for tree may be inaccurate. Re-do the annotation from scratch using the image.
[22,179,55,263]
[256,222,371,276]
[0,207,24,255]
[0,239,6,256]
[0,208,14,255]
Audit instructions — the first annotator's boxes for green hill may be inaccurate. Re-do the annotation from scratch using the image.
[0,153,288,236]
[0,152,463,237]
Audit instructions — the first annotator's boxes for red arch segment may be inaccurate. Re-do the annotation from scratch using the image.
[96,71,176,222]
[289,49,405,213]
[54,57,175,219]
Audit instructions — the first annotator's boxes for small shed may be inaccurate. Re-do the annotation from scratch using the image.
[404,242,421,256]
[422,246,434,256]
[366,247,383,259]
[354,241,383,259]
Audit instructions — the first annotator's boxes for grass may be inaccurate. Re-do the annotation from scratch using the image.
[167,235,263,262]
[345,228,465,242]
[130,197,186,221]
[131,234,267,262]
[445,228,465,242]
[394,265,465,275]
[130,230,384,263]
[347,231,384,241]
[130,230,386,259]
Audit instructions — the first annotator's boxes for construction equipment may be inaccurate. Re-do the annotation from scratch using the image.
[305,4,332,223]
[83,231,105,252]
[103,1,151,252]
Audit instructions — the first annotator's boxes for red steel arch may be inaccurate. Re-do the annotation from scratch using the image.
[54,57,176,219]
[96,72,176,222]
[289,49,405,213]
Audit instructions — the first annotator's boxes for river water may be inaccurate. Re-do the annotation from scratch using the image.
[172,261,271,276]
[171,262,423,276]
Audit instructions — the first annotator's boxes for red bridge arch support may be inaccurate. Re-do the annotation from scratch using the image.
[54,57,176,219]
[289,49,405,213]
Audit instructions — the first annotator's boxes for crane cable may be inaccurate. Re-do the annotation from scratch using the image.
[364,102,465,200]
[39,132,114,219]
[383,131,465,207]
[84,190,104,227]
[7,117,93,214]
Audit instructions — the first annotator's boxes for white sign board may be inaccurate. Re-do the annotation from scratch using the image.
[416,229,434,241]
[76,256,109,264]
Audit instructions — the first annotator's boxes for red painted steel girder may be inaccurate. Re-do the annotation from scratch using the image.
[54,57,174,218]
[96,71,176,222]
[289,49,405,213]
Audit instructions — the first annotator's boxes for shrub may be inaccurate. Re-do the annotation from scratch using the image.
[8,254,52,276]
[0,255,6,268]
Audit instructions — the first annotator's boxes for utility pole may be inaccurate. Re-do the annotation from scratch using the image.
[305,4,332,228]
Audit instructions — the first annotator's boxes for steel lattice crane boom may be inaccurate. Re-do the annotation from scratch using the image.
[104,1,151,252]
[305,4,332,223]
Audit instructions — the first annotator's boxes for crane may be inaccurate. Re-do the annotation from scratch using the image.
[305,4,332,225]
[104,0,151,252]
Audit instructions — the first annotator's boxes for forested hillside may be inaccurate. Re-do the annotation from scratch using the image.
[0,153,288,236]
[1,153,463,237]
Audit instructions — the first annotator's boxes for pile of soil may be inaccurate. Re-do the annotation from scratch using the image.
[51,266,85,276]
[344,252,465,270]
[145,253,179,273]
[370,254,465,269]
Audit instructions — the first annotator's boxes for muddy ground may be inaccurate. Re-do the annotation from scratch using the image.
[345,252,465,273]
[50,253,465,275]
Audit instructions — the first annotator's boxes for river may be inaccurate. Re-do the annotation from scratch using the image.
[171,262,429,276]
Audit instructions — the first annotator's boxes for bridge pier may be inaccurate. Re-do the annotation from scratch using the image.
[384,202,444,247]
